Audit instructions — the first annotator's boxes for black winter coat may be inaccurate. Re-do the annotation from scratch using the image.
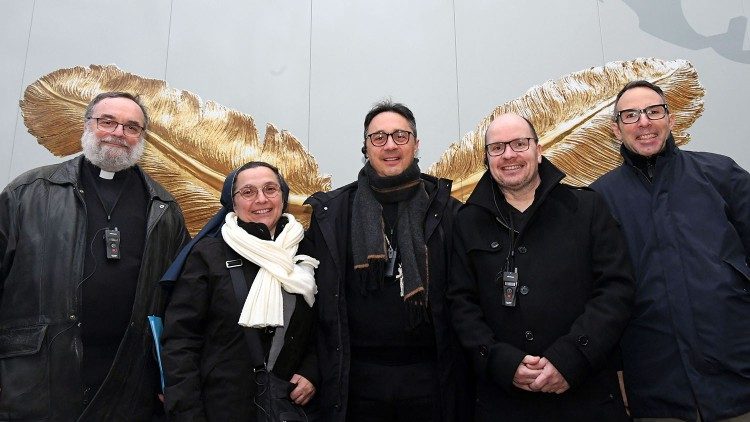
[0,156,189,421]
[304,174,473,422]
[161,226,318,421]
[449,159,634,421]
[591,136,750,421]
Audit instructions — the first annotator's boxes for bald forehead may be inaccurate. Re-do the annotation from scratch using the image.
[486,114,534,142]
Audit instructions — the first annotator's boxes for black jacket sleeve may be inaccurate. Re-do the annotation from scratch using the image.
[161,244,211,421]
[542,192,635,387]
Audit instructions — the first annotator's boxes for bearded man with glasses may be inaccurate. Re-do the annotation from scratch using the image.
[304,100,473,421]
[591,80,750,422]
[448,113,634,421]
[0,91,189,421]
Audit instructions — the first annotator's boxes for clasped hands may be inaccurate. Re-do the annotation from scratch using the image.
[512,355,570,394]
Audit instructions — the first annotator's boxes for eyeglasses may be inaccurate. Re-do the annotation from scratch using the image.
[485,138,535,156]
[232,183,281,201]
[366,130,413,147]
[616,104,669,124]
[89,117,145,137]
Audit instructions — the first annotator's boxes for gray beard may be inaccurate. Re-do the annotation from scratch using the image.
[80,129,144,172]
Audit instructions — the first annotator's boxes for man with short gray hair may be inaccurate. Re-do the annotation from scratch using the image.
[0,92,188,420]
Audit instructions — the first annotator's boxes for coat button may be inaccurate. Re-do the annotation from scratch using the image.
[159,204,165,209]
[577,335,589,346]
[323,206,328,211]
[434,213,439,218]
[525,331,534,341]
[519,285,529,295]
[517,246,527,254]
[490,241,499,249]
[479,345,488,357]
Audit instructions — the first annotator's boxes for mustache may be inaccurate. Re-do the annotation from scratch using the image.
[99,136,130,147]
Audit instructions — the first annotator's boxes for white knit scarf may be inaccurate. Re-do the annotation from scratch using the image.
[221,212,319,328]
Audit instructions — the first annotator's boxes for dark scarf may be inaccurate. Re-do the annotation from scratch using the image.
[351,160,430,310]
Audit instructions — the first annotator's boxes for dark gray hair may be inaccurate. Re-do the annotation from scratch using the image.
[612,80,668,122]
[361,100,417,156]
[84,91,150,130]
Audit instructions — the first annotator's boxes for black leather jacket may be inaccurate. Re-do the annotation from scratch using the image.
[0,156,189,421]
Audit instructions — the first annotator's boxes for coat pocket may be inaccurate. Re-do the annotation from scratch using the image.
[723,257,750,299]
[723,257,750,282]
[0,324,47,358]
[0,324,50,420]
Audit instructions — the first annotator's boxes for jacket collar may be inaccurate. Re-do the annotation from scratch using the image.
[48,155,176,203]
[466,156,565,218]
[620,133,678,167]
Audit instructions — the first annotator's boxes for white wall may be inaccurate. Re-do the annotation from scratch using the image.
[2,0,749,187]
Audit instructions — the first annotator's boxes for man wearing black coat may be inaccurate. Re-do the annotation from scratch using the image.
[591,80,750,421]
[304,100,472,421]
[449,113,635,421]
[0,92,189,421]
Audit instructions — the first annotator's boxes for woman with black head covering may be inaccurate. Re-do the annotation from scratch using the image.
[161,162,319,421]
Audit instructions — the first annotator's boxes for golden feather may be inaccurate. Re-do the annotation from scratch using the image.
[20,64,331,235]
[21,59,704,233]
[427,58,705,200]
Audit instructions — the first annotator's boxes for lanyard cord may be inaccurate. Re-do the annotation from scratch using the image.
[491,182,517,272]
[89,171,131,222]
[383,203,408,250]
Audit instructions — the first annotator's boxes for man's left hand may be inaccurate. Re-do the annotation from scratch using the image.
[289,374,315,405]
[528,358,570,394]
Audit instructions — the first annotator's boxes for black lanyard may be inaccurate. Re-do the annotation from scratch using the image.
[89,171,131,222]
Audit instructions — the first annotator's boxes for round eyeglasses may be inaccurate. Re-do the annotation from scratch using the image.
[485,138,535,156]
[616,104,668,124]
[232,184,281,201]
[88,117,144,137]
[366,130,413,147]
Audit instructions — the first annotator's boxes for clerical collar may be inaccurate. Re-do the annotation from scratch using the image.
[83,159,133,181]
[99,169,115,179]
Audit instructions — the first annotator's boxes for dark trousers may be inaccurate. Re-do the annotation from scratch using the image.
[346,359,439,422]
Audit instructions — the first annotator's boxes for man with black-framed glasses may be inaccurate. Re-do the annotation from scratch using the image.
[592,80,750,421]
[304,100,473,421]
[448,112,634,421]
[0,91,189,420]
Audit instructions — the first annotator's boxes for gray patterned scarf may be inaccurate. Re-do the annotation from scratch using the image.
[351,160,430,312]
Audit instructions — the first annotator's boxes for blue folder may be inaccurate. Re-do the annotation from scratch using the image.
[147,315,166,391]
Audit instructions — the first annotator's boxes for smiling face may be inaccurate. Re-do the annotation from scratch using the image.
[612,86,675,157]
[485,114,542,197]
[232,166,284,235]
[81,97,146,172]
[365,111,419,177]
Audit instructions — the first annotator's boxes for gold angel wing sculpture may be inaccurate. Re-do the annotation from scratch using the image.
[427,58,704,200]
[20,64,331,235]
[21,59,704,233]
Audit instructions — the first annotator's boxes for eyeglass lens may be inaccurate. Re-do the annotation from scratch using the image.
[368,131,411,146]
[619,105,667,124]
[95,118,143,137]
[486,138,531,156]
[236,184,280,200]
